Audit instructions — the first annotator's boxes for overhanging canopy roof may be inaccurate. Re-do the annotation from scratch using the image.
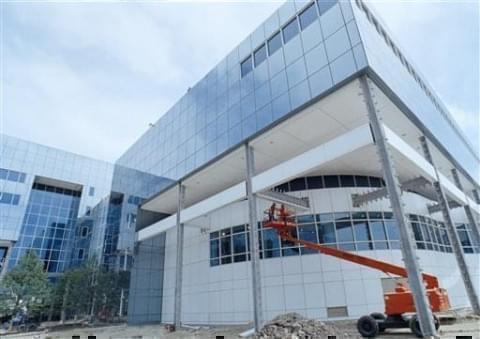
[139,76,479,241]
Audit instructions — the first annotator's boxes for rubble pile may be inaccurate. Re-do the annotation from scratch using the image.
[255,313,346,339]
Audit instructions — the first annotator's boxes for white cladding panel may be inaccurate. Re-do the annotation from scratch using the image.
[160,187,478,324]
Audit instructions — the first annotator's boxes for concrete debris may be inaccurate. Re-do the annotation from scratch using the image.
[255,313,348,339]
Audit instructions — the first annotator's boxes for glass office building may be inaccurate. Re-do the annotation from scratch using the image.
[1,0,478,326]
[0,134,171,277]
[124,0,479,325]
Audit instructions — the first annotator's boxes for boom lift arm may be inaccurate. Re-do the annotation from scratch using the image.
[263,204,450,338]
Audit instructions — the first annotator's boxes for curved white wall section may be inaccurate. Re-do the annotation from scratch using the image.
[159,186,478,324]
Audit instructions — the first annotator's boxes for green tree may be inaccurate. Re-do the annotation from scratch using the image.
[52,259,97,322]
[93,268,122,321]
[0,251,51,320]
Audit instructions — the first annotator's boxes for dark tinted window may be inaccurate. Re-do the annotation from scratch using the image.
[369,177,382,187]
[307,176,323,189]
[355,175,369,187]
[268,31,282,55]
[221,236,231,256]
[340,175,354,187]
[275,182,290,192]
[299,2,318,30]
[318,222,336,243]
[283,18,300,43]
[290,178,306,191]
[254,44,267,67]
[324,175,339,188]
[241,56,253,77]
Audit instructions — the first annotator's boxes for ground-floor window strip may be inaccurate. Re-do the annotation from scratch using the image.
[209,211,478,267]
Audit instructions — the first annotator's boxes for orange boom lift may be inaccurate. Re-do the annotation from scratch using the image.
[263,204,450,338]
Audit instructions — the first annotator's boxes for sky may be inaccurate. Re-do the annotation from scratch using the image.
[2,1,479,163]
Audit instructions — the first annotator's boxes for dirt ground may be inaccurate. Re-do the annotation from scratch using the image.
[2,318,479,339]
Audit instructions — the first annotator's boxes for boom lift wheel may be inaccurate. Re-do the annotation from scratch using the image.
[409,314,440,338]
[357,315,379,337]
[369,313,386,332]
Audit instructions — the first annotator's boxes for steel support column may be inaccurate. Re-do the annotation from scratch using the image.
[359,76,438,338]
[451,168,480,251]
[420,137,480,315]
[245,144,263,331]
[174,184,186,328]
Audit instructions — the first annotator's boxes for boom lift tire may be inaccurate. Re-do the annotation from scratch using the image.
[370,313,386,332]
[357,315,379,337]
[409,314,440,338]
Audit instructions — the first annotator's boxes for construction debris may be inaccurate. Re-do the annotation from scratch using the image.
[255,313,348,339]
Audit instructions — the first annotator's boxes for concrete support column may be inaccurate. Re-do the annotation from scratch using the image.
[359,76,438,338]
[451,168,480,251]
[174,183,186,328]
[245,144,263,331]
[419,137,480,315]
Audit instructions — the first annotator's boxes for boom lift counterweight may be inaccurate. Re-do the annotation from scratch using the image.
[264,204,450,337]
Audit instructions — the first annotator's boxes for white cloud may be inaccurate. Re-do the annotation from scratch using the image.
[2,1,478,163]
[2,1,281,161]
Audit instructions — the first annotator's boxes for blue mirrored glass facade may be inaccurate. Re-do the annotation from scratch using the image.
[8,183,81,275]
[0,134,172,275]
[351,0,479,181]
[116,0,367,182]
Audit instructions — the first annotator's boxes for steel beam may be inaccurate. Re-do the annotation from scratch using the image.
[427,200,461,214]
[257,190,310,210]
[174,184,186,328]
[451,168,480,251]
[360,76,438,338]
[420,136,480,315]
[245,144,263,331]
[352,176,430,207]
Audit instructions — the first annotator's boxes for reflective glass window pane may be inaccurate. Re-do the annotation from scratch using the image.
[0,169,7,179]
[233,233,247,254]
[299,224,317,254]
[371,221,387,241]
[268,31,282,56]
[7,171,19,182]
[254,44,267,67]
[317,0,337,15]
[210,239,219,258]
[384,221,399,240]
[357,242,373,251]
[262,228,280,250]
[336,221,353,242]
[283,18,300,43]
[353,221,371,241]
[374,241,389,250]
[241,56,253,77]
[264,249,280,258]
[299,2,318,30]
